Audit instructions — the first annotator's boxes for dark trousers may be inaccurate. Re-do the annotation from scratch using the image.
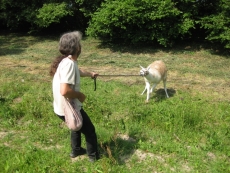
[57,108,99,159]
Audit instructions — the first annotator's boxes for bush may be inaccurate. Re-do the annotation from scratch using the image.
[86,0,195,47]
[199,0,230,48]
[0,0,44,31]
[35,2,73,28]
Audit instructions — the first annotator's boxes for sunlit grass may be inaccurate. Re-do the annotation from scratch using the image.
[0,33,230,173]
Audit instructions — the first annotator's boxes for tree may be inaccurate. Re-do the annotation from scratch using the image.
[0,0,103,33]
[0,0,44,31]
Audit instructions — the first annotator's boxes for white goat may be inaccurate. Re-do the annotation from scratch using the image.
[140,60,169,102]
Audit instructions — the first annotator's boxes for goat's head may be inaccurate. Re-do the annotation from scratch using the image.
[139,65,149,76]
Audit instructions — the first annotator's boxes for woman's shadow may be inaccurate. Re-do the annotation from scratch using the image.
[99,135,139,164]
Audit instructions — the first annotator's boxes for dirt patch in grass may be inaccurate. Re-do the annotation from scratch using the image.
[13,97,22,103]
[0,131,9,139]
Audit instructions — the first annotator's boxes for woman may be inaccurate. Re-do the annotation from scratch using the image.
[50,31,99,162]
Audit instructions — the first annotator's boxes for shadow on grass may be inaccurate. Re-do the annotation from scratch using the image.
[1,32,229,58]
[152,88,176,102]
[99,137,138,164]
[96,39,230,59]
[0,96,6,103]
[0,31,57,56]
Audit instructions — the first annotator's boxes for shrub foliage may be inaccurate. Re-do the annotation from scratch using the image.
[0,0,229,48]
[199,0,230,48]
[87,0,195,46]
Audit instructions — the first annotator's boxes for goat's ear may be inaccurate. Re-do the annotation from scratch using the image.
[140,65,144,69]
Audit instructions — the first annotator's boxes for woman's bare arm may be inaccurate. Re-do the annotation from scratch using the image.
[60,83,86,102]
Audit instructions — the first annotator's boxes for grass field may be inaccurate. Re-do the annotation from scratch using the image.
[0,32,230,173]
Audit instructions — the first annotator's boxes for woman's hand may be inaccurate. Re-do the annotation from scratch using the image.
[91,72,99,79]
[77,92,86,103]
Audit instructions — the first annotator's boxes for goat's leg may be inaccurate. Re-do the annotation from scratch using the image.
[163,79,169,98]
[150,83,157,93]
[146,82,151,102]
[141,83,147,95]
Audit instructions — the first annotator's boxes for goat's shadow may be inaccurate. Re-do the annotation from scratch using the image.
[151,88,176,102]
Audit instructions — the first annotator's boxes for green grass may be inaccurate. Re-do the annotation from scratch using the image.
[0,32,230,173]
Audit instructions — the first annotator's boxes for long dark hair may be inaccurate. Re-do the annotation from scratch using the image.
[49,55,66,76]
